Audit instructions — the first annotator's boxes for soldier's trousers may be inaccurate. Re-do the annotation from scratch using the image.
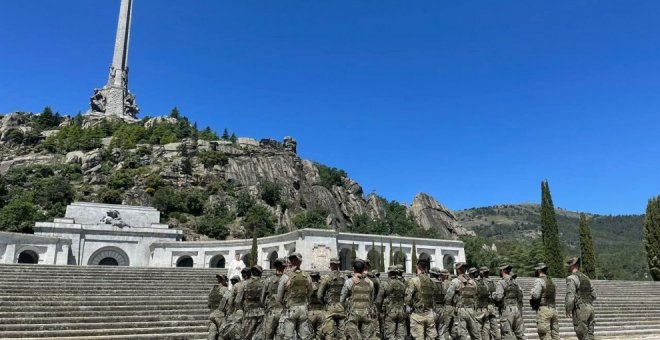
[433,306,450,340]
[485,305,501,340]
[382,307,407,340]
[410,309,437,340]
[499,305,525,340]
[452,307,481,340]
[264,308,283,340]
[320,303,346,340]
[345,309,378,340]
[571,303,595,340]
[308,309,324,338]
[475,307,490,340]
[535,306,559,340]
[243,312,265,340]
[208,311,224,340]
[281,305,312,340]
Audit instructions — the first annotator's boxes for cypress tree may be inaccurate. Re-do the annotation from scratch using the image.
[411,240,417,274]
[380,242,385,272]
[389,240,394,266]
[250,234,258,267]
[369,241,378,267]
[645,196,660,281]
[351,243,357,263]
[579,213,597,278]
[540,180,564,277]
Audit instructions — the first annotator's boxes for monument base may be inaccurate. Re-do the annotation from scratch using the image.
[88,85,139,121]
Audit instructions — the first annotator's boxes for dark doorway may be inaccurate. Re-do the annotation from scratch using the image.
[177,256,194,268]
[99,257,119,266]
[17,251,39,264]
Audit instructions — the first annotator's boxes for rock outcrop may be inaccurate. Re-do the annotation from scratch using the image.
[409,193,475,239]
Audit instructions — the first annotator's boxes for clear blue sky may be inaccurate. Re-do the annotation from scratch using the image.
[1,1,659,215]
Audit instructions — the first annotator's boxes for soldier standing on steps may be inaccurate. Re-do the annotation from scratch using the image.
[224,268,251,339]
[429,267,448,340]
[405,258,437,340]
[492,264,526,340]
[208,274,229,340]
[318,257,347,340]
[376,266,408,340]
[308,271,325,338]
[236,265,266,339]
[220,275,244,340]
[341,258,378,340]
[445,262,481,340]
[472,267,493,340]
[209,274,226,311]
[565,257,596,340]
[263,258,287,340]
[530,263,559,340]
[479,267,500,340]
[277,252,313,340]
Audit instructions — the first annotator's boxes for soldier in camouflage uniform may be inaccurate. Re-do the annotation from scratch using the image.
[492,264,525,340]
[472,267,492,340]
[208,275,229,340]
[445,262,481,340]
[529,263,559,340]
[209,274,226,311]
[317,257,346,340]
[367,268,381,338]
[565,257,596,340]
[235,265,266,339]
[308,271,325,338]
[376,266,408,339]
[429,267,448,340]
[277,252,313,340]
[341,258,378,340]
[220,275,244,340]
[405,258,437,340]
[263,258,287,340]
[479,267,500,340]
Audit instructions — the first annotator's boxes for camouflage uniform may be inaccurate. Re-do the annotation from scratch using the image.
[445,265,481,340]
[429,268,451,340]
[317,263,347,340]
[479,267,501,340]
[474,273,492,340]
[376,266,408,340]
[263,266,285,340]
[493,265,525,340]
[565,258,596,340]
[277,253,313,340]
[208,282,229,340]
[368,270,382,338]
[236,266,266,340]
[222,277,245,340]
[308,273,325,339]
[530,272,559,340]
[341,260,378,340]
[406,271,437,339]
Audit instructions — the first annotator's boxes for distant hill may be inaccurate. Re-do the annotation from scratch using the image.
[455,204,649,280]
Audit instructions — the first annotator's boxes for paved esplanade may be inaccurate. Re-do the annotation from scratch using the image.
[88,0,139,119]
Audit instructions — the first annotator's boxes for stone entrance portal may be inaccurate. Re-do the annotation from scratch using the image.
[17,250,39,264]
[88,247,130,266]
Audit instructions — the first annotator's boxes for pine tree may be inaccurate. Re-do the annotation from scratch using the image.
[579,213,597,278]
[250,234,258,267]
[645,195,660,281]
[169,107,180,119]
[389,240,394,266]
[540,180,564,277]
[411,240,417,274]
[230,133,238,144]
[222,128,230,140]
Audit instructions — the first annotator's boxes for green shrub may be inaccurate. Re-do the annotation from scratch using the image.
[43,125,103,153]
[315,163,347,189]
[97,188,123,204]
[110,124,148,149]
[243,204,276,238]
[259,180,282,207]
[198,150,228,169]
[0,198,45,233]
[196,204,234,240]
[293,209,327,229]
[236,192,256,217]
[107,170,135,190]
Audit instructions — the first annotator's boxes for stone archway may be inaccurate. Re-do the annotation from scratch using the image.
[17,250,39,264]
[443,254,456,275]
[367,247,381,271]
[339,248,352,271]
[268,251,279,270]
[88,247,130,266]
[418,252,431,272]
[210,254,226,268]
[177,256,194,268]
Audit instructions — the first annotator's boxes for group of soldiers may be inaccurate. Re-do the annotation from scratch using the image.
[207,252,596,340]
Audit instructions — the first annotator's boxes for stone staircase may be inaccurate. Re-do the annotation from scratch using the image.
[1,264,659,339]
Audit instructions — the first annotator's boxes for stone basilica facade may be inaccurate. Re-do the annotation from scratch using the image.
[0,202,465,273]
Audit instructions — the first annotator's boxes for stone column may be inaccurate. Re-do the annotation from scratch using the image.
[109,0,133,87]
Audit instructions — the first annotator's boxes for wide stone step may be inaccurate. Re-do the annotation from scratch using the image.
[0,325,208,338]
[0,295,206,302]
[0,313,208,325]
[0,309,209,319]
[10,333,208,340]
[0,319,207,332]
[0,300,205,308]
[0,304,206,313]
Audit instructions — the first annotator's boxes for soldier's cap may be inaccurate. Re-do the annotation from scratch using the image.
[467,267,478,275]
[429,267,441,275]
[479,266,490,273]
[230,275,241,282]
[353,258,366,265]
[371,269,380,277]
[454,262,468,269]
[387,266,398,273]
[440,269,450,275]
[215,274,227,281]
[499,264,513,271]
[534,263,548,271]
[566,257,580,267]
[288,252,302,261]
[273,257,286,267]
[250,265,263,274]
[240,267,250,273]
[329,257,341,265]
[310,271,321,277]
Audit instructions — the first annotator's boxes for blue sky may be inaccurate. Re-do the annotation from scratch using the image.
[1,1,659,215]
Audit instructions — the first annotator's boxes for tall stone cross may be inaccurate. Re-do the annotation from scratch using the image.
[88,0,139,120]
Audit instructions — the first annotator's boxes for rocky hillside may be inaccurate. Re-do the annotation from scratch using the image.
[0,109,471,241]
[456,204,648,280]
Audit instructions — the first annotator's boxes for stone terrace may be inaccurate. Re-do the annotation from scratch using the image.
[1,264,659,339]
